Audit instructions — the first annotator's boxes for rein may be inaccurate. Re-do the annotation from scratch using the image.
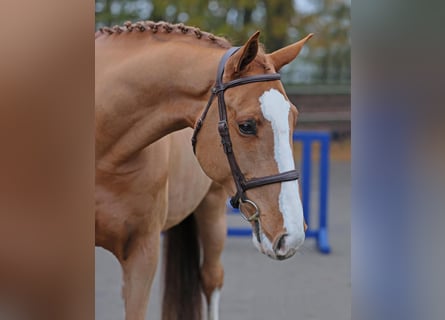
[191,47,299,230]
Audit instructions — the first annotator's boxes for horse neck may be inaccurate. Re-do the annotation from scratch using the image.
[96,37,227,171]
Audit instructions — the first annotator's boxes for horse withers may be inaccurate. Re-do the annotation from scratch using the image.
[95,21,312,320]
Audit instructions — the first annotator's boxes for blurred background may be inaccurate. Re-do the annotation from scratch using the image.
[95,1,351,319]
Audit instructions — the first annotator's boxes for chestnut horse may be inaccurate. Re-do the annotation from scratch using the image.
[95,21,312,320]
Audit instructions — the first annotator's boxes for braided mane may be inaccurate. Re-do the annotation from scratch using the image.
[96,20,231,48]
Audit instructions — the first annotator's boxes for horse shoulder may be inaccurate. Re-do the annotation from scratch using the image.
[162,129,212,230]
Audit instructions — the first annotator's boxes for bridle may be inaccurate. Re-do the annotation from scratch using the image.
[191,47,299,236]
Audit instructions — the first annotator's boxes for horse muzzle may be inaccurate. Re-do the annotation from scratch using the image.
[272,232,305,260]
[252,229,305,260]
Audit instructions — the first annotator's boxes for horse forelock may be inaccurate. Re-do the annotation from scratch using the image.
[96,20,232,49]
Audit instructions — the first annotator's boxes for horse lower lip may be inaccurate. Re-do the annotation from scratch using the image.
[276,248,297,260]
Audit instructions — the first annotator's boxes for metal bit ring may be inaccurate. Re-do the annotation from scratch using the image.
[238,198,260,222]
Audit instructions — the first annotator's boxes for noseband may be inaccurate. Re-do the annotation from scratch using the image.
[191,47,299,226]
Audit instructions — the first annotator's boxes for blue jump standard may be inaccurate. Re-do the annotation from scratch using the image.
[226,130,331,254]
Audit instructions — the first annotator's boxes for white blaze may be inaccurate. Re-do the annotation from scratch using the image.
[259,89,305,249]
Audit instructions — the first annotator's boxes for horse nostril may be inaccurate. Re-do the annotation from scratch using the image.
[274,234,287,252]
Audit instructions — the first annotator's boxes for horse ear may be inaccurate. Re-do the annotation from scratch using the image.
[229,31,261,74]
[268,33,314,71]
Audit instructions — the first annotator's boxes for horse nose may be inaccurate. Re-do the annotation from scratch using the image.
[273,233,286,251]
[273,232,305,259]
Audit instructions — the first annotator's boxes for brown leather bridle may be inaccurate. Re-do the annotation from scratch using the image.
[191,47,299,227]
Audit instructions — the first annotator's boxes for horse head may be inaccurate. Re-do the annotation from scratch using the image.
[194,31,313,260]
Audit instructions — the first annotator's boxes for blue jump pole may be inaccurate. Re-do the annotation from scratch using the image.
[301,135,312,228]
[317,135,331,253]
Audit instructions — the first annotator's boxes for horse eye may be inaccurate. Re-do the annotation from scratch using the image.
[238,120,257,135]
